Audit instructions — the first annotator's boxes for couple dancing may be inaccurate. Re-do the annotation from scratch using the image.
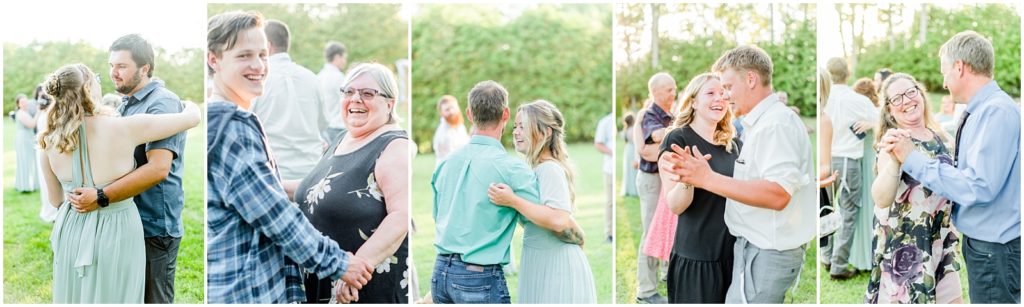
[40,34,199,303]
[653,46,815,303]
[864,31,1020,304]
[431,80,597,304]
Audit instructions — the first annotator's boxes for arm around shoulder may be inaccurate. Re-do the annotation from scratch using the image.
[122,102,201,146]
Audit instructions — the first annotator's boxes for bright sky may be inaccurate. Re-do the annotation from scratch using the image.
[1,0,206,52]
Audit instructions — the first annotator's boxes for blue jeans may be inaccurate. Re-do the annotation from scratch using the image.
[963,235,1021,303]
[431,254,510,304]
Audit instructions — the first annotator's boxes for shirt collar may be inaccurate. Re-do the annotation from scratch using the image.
[269,52,291,63]
[469,135,504,149]
[650,102,672,120]
[322,63,341,73]
[124,79,165,106]
[965,80,1001,114]
[741,93,780,128]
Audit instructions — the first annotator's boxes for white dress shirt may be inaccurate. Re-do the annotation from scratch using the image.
[724,94,816,251]
[594,113,616,174]
[824,84,879,159]
[432,118,469,165]
[251,53,328,180]
[317,63,346,130]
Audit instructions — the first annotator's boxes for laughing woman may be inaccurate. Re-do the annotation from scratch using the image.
[865,73,962,304]
[288,63,411,304]
[487,100,597,304]
[656,73,740,303]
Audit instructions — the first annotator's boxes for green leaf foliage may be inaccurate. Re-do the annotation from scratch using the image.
[411,4,613,152]
[207,3,408,74]
[3,42,203,113]
[616,4,818,117]
[854,4,1020,98]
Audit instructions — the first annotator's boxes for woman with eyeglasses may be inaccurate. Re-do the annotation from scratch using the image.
[285,62,410,304]
[864,73,962,304]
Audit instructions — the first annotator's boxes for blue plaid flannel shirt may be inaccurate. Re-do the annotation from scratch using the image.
[206,101,349,303]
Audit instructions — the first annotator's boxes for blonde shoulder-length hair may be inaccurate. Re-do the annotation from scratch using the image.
[517,99,576,208]
[670,73,736,153]
[39,64,116,153]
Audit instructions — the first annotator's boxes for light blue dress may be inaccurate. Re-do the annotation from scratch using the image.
[517,161,597,303]
[50,122,145,303]
[620,129,638,197]
[848,131,876,270]
[15,110,38,192]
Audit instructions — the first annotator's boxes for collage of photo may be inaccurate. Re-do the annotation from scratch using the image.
[0,1,1020,305]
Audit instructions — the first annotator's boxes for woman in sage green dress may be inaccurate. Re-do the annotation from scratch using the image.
[488,100,597,303]
[38,64,200,303]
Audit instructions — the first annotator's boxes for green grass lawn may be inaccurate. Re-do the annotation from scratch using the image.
[410,142,613,303]
[3,116,206,304]
[616,118,818,304]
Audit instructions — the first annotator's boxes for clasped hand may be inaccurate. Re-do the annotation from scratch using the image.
[658,144,713,187]
[336,252,375,303]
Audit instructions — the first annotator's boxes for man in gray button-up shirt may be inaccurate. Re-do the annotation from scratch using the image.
[68,34,187,304]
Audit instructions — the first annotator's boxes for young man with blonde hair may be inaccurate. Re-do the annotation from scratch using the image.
[663,45,814,303]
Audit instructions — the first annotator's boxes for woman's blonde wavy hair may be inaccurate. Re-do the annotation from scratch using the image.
[670,73,736,152]
[39,64,112,153]
[517,100,576,208]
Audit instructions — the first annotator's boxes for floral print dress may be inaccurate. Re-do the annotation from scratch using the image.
[295,130,409,303]
[865,131,962,304]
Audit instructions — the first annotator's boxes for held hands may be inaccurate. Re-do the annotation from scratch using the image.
[487,183,516,207]
[878,129,913,163]
[333,280,360,304]
[660,144,713,187]
[340,252,374,291]
[67,187,99,213]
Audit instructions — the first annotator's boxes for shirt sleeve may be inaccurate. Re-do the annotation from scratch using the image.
[640,110,663,145]
[594,117,611,146]
[535,163,573,212]
[224,124,349,281]
[901,105,1019,206]
[659,128,687,158]
[503,159,541,205]
[752,121,811,197]
[143,97,186,158]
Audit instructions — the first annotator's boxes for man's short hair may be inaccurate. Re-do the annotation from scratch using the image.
[207,11,264,75]
[324,41,347,63]
[826,57,849,84]
[467,80,508,129]
[109,34,156,77]
[940,30,995,77]
[264,20,291,53]
[712,45,774,87]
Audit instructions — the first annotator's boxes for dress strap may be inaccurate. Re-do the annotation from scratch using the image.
[76,122,96,187]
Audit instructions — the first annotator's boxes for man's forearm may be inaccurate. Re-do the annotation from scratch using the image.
[701,173,791,211]
[103,164,168,202]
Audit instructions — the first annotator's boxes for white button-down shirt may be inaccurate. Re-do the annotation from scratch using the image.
[594,113,616,174]
[724,94,815,251]
[824,84,879,159]
[251,53,328,181]
[317,63,346,130]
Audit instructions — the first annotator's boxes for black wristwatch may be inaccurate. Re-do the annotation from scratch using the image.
[97,188,110,208]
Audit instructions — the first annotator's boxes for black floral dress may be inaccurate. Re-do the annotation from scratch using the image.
[295,130,409,303]
[865,131,962,304]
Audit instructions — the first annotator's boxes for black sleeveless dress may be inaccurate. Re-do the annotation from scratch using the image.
[295,130,409,304]
[660,126,740,303]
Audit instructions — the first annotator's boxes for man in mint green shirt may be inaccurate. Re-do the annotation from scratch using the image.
[431,80,540,304]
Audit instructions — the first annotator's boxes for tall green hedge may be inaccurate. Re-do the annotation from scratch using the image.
[616,4,817,117]
[3,42,203,113]
[207,3,408,75]
[411,4,613,152]
[853,4,1020,98]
